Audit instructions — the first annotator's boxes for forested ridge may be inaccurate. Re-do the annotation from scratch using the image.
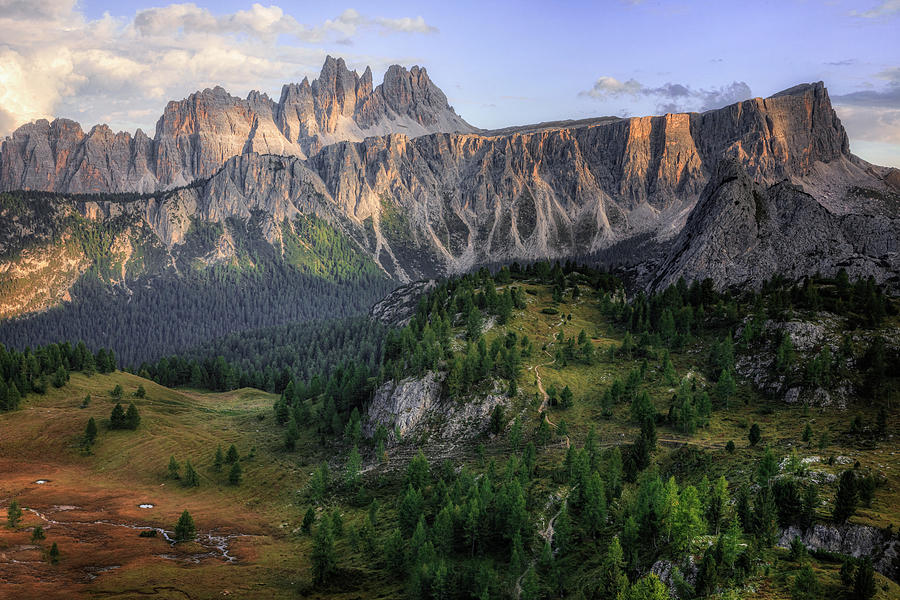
[0,190,396,365]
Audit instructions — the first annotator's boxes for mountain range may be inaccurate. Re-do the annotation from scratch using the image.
[0,56,898,352]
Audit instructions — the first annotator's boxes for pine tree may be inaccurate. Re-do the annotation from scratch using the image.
[520,567,540,600]
[213,446,224,472]
[310,462,329,502]
[344,446,361,490]
[6,382,20,411]
[311,519,337,585]
[228,461,242,486]
[833,470,857,523]
[628,573,669,600]
[7,499,22,528]
[135,384,146,398]
[599,537,629,600]
[583,472,608,535]
[802,422,813,444]
[715,369,736,407]
[109,403,126,429]
[48,542,60,564]
[749,423,761,447]
[167,456,180,479]
[51,365,68,388]
[84,417,98,446]
[853,557,876,600]
[31,525,45,542]
[174,510,196,542]
[302,507,316,534]
[125,403,140,429]
[182,461,199,487]
[225,444,239,464]
[754,486,780,547]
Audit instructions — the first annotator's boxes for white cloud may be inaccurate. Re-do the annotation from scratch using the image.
[850,0,900,18]
[0,3,438,137]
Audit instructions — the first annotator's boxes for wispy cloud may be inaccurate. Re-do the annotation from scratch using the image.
[832,68,900,108]
[849,0,900,18]
[579,75,752,113]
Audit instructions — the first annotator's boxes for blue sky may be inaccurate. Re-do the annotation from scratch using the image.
[1,0,898,166]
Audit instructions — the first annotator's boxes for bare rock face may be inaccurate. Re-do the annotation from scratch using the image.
[779,524,899,581]
[365,372,507,443]
[650,159,900,291]
[370,280,438,326]
[366,372,444,440]
[0,56,474,194]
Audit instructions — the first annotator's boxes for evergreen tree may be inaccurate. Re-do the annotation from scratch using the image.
[225,444,239,464]
[284,418,300,450]
[167,455,180,479]
[228,461,243,486]
[344,445,361,490]
[6,382,20,411]
[802,422,813,444]
[310,462,329,503]
[48,542,60,564]
[31,525,45,542]
[715,369,736,407]
[83,417,98,446]
[749,423,761,447]
[628,574,669,600]
[406,451,430,491]
[174,510,196,542]
[7,499,22,528]
[125,403,140,429]
[109,403,126,429]
[833,470,858,523]
[520,567,540,600]
[599,537,629,600]
[853,557,876,600]
[182,461,199,487]
[583,472,608,535]
[135,384,146,398]
[51,365,68,388]
[213,446,224,472]
[302,507,316,534]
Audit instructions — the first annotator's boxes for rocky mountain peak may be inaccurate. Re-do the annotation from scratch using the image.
[1,56,473,194]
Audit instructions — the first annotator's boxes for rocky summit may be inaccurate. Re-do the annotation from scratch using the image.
[0,56,473,194]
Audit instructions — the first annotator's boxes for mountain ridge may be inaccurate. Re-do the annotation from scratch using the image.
[0,56,473,194]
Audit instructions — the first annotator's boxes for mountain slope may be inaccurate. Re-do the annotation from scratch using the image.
[650,160,900,291]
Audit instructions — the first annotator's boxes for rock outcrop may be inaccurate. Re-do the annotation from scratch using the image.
[366,372,507,442]
[0,56,473,193]
[779,524,899,581]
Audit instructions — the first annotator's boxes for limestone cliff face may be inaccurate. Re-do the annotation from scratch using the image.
[650,159,900,291]
[0,56,473,194]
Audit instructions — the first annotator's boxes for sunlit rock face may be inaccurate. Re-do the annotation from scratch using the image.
[0,56,474,194]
